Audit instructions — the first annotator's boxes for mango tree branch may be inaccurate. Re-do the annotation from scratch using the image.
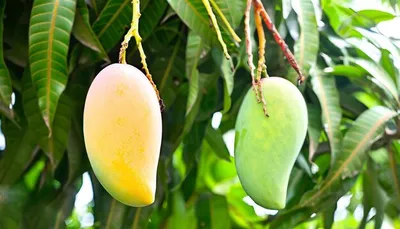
[119,0,164,111]
[253,0,305,85]
[202,0,231,59]
[209,0,241,43]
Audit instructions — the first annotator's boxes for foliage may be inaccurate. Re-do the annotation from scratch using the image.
[1,0,400,228]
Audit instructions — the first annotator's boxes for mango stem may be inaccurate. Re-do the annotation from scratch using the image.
[253,0,305,85]
[209,0,241,43]
[254,7,268,116]
[119,0,165,111]
[202,0,230,59]
[244,0,261,104]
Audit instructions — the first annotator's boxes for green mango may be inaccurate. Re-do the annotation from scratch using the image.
[234,77,308,210]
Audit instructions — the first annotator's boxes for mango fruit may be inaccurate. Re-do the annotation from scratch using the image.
[83,63,162,207]
[234,77,308,210]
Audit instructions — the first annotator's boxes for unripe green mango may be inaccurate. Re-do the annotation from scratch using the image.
[234,77,308,210]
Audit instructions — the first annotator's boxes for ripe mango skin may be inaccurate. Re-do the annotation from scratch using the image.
[234,77,308,210]
[83,63,162,207]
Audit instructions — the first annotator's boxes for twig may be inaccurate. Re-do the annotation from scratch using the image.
[254,9,268,116]
[253,0,305,85]
[119,0,164,111]
[202,0,231,59]
[209,0,241,43]
[244,0,261,103]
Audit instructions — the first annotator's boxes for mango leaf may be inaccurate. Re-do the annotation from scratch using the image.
[288,0,319,82]
[24,183,78,229]
[121,206,155,229]
[87,0,108,17]
[0,119,38,185]
[167,0,236,48]
[349,58,399,104]
[0,182,30,228]
[184,32,210,134]
[166,190,197,229]
[0,0,13,109]
[28,0,76,130]
[139,0,168,41]
[213,0,245,28]
[300,106,398,207]
[311,70,342,165]
[324,65,366,79]
[361,158,388,229]
[79,0,132,64]
[90,171,128,229]
[205,125,230,161]
[307,104,322,162]
[353,9,395,27]
[22,69,72,170]
[72,0,109,62]
[380,49,398,84]
[195,193,231,228]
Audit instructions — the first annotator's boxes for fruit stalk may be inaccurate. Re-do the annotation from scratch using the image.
[254,9,268,116]
[209,0,241,43]
[253,0,305,85]
[244,0,260,102]
[119,0,164,110]
[202,0,230,59]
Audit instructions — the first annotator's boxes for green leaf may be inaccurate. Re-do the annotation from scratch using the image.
[311,70,342,165]
[361,158,388,229]
[0,182,30,228]
[91,172,128,229]
[79,0,132,64]
[300,106,398,207]
[288,0,319,82]
[353,9,395,27]
[24,184,78,229]
[166,190,197,229]
[322,203,336,229]
[205,125,230,161]
[324,65,366,79]
[0,120,38,185]
[0,0,13,108]
[212,0,245,28]
[307,104,322,162]
[349,58,399,103]
[195,194,231,228]
[28,0,76,130]
[22,69,72,170]
[139,0,168,41]
[72,0,110,62]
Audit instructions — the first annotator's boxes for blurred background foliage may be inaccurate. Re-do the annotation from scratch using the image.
[0,0,400,228]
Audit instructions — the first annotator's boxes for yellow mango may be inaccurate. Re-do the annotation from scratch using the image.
[83,63,162,207]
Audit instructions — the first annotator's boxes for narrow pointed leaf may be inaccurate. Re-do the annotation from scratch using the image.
[0,0,13,108]
[307,104,322,162]
[349,58,398,103]
[28,0,76,129]
[205,125,230,161]
[72,0,109,62]
[301,106,397,207]
[311,70,342,165]
[22,69,72,170]
[212,0,245,28]
[288,0,319,82]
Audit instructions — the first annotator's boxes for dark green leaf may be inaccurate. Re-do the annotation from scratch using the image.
[307,104,322,162]
[0,0,13,108]
[72,0,110,62]
[205,125,230,161]
[28,0,76,129]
